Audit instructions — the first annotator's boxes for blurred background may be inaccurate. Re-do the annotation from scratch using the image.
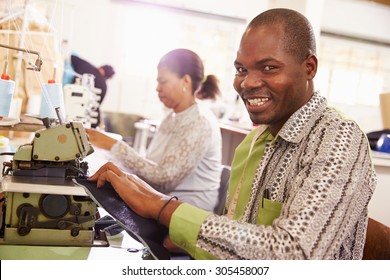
[1,0,390,132]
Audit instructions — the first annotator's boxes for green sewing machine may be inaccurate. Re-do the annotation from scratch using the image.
[0,117,105,246]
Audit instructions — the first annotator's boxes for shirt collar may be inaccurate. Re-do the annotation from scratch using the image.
[171,103,197,118]
[276,92,327,144]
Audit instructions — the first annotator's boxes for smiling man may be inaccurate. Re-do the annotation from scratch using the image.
[233,13,316,136]
[89,8,376,259]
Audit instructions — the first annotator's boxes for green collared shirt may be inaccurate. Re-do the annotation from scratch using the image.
[170,127,275,259]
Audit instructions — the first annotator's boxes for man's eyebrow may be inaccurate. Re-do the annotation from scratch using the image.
[255,57,276,65]
[233,60,242,66]
[234,57,277,67]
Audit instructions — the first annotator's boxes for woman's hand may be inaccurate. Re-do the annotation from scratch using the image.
[88,162,182,227]
[86,128,117,150]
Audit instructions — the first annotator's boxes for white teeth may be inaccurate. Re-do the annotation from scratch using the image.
[247,98,269,106]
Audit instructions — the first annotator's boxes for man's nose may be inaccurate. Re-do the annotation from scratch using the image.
[240,73,264,90]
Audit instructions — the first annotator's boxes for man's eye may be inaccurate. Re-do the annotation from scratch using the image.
[235,67,246,74]
[264,65,276,71]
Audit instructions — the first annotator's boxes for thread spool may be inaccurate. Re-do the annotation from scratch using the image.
[0,77,15,117]
[26,94,41,115]
[9,97,22,120]
[40,81,66,119]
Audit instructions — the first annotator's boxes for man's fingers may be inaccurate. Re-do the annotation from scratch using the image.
[88,162,123,182]
[104,162,122,175]
[95,170,109,187]
[95,169,122,188]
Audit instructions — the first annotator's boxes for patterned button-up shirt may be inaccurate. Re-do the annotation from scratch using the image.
[170,92,376,259]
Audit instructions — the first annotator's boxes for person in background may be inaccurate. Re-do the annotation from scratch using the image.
[88,8,376,259]
[195,75,225,118]
[63,54,115,128]
[87,49,222,212]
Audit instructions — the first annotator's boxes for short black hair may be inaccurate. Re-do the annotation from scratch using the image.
[248,8,316,62]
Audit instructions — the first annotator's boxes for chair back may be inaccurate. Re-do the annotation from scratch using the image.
[363,217,390,260]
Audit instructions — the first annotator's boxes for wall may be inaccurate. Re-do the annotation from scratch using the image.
[321,0,390,44]
[320,1,390,132]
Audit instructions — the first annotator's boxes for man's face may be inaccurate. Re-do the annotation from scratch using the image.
[233,25,316,135]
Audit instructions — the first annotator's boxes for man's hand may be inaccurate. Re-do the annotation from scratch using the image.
[88,162,182,227]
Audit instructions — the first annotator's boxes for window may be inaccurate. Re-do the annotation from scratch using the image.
[317,34,390,107]
[109,2,246,119]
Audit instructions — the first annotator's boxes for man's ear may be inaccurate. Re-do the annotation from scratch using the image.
[305,54,318,80]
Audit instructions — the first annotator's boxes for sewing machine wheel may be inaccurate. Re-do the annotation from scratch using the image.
[39,194,70,218]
